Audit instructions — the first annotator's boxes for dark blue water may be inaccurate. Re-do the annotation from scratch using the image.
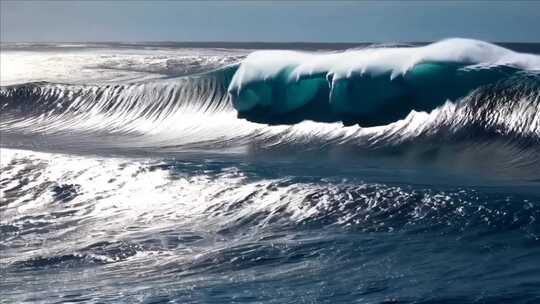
[1,41,540,303]
[1,152,539,303]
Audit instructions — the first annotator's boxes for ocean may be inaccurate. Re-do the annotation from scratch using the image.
[1,39,539,303]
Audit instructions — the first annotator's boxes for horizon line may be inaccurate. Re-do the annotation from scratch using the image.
[2,40,540,45]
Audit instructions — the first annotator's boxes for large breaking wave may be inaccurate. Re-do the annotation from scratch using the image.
[1,38,540,175]
[228,38,540,125]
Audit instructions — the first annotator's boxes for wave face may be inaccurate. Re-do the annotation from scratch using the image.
[1,40,540,303]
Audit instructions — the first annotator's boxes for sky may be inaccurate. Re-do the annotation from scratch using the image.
[1,0,539,43]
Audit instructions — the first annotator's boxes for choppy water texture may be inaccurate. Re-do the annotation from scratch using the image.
[1,40,540,303]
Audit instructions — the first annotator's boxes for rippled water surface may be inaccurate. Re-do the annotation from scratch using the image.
[1,148,539,303]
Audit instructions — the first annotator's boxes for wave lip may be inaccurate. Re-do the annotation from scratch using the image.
[228,38,540,126]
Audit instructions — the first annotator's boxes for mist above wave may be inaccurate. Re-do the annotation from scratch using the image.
[0,46,244,86]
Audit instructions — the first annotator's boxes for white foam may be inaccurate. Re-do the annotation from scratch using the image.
[0,47,244,86]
